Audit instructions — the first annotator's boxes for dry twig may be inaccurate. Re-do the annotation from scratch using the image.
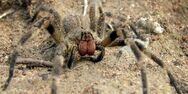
[16,57,53,68]
[0,9,15,19]
[83,0,88,16]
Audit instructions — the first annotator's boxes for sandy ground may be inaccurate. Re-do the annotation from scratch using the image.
[0,0,188,94]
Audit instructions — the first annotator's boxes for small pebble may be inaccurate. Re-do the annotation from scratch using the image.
[136,17,165,34]
[153,22,164,34]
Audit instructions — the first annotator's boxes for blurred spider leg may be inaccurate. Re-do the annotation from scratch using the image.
[2,51,18,91]
[89,3,97,32]
[101,30,121,47]
[130,22,182,94]
[93,45,105,62]
[20,17,46,45]
[107,37,126,47]
[141,67,148,94]
[142,50,164,68]
[129,23,150,49]
[19,28,35,45]
[2,16,48,90]
[129,41,142,61]
[67,46,77,69]
[167,71,183,94]
[142,49,183,94]
[129,24,145,40]
[97,6,105,38]
[50,46,65,94]
[128,41,148,94]
[51,79,57,94]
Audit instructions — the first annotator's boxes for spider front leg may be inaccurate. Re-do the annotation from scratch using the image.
[96,6,105,38]
[90,44,105,62]
[1,15,51,90]
[2,7,63,90]
[89,4,125,47]
[66,46,78,69]
[89,3,105,39]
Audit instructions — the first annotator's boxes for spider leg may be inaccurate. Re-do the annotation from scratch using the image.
[20,16,48,45]
[1,18,44,90]
[81,45,105,63]
[141,49,183,94]
[129,41,142,61]
[2,7,63,90]
[67,46,77,69]
[89,3,97,32]
[49,48,65,94]
[128,41,148,94]
[131,23,182,94]
[89,2,105,38]
[129,24,146,41]
[96,6,105,38]
[2,51,18,91]
[3,17,43,90]
[107,37,125,47]
[51,78,57,94]
[141,67,148,94]
[167,71,183,94]
[101,30,123,47]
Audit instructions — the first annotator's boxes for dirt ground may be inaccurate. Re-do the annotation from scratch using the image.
[0,0,188,94]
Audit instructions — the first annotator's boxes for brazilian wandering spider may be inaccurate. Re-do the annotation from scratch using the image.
[0,0,183,94]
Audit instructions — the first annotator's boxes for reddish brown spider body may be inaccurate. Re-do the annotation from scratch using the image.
[78,32,96,56]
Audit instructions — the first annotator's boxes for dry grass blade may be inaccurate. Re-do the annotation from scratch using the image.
[83,0,88,16]
[0,9,15,19]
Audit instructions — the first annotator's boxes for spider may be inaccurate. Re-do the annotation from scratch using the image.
[1,0,124,91]
[1,0,183,94]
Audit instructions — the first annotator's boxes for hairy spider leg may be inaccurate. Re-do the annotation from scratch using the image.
[130,23,182,94]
